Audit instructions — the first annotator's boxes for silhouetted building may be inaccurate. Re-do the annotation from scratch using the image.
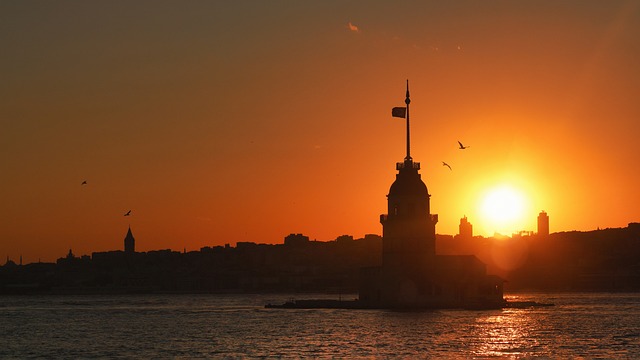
[336,235,354,244]
[538,211,549,237]
[124,226,135,253]
[459,216,473,239]
[4,257,16,267]
[284,233,310,247]
[359,83,504,309]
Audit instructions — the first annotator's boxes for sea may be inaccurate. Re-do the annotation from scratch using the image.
[1,292,639,359]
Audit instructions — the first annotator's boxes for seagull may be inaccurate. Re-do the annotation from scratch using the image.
[442,161,452,170]
[458,141,470,150]
[124,210,131,216]
[81,180,87,185]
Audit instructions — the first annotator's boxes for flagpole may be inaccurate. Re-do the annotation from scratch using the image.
[405,79,411,161]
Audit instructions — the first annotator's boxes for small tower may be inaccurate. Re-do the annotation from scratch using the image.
[537,211,549,237]
[124,226,135,253]
[459,216,473,239]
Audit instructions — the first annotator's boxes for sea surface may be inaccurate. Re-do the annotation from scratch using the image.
[1,292,639,358]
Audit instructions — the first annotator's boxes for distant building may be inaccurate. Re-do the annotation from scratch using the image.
[336,235,354,243]
[4,256,16,267]
[284,233,309,247]
[124,226,135,253]
[538,211,549,237]
[359,83,504,309]
[459,216,473,239]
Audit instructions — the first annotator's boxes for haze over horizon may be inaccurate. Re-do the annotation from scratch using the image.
[2,1,639,263]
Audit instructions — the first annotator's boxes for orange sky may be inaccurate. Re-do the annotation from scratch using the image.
[2,1,639,263]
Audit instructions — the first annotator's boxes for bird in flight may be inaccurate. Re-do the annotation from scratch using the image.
[124,210,131,216]
[458,141,470,150]
[442,161,452,170]
[81,180,87,185]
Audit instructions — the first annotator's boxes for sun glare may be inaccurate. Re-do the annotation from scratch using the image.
[479,185,529,235]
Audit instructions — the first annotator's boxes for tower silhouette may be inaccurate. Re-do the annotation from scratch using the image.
[359,82,504,309]
[124,226,135,253]
[458,216,473,239]
[537,211,549,237]
[380,81,438,268]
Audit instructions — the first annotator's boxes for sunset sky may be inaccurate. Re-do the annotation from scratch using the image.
[2,1,639,263]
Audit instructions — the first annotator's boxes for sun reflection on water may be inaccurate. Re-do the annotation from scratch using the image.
[470,309,545,358]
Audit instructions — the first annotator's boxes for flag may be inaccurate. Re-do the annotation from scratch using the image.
[392,107,406,118]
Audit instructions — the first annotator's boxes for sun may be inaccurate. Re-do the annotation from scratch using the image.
[478,185,529,235]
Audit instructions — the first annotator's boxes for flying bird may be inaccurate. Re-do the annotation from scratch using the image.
[458,141,470,150]
[124,210,131,216]
[81,180,87,185]
[442,162,452,170]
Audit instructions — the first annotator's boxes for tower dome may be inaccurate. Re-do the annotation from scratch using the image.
[388,160,429,198]
[386,158,430,219]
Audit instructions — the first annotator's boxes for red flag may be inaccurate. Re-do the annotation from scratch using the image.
[392,107,406,118]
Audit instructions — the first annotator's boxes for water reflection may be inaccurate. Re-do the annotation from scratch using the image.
[472,309,541,357]
[2,293,639,358]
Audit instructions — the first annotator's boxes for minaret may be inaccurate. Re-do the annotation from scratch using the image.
[124,226,135,253]
[380,81,438,269]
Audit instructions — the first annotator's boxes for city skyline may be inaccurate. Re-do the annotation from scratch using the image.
[2,1,640,263]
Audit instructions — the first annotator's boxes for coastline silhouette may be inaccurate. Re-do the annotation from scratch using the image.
[3,83,638,299]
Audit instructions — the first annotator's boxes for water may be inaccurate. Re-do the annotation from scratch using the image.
[1,293,639,358]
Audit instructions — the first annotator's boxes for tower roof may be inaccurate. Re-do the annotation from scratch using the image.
[388,159,429,198]
[124,226,135,241]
